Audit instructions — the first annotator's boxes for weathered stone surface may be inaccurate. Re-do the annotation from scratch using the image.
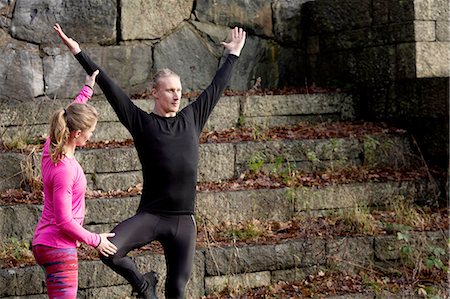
[154,24,218,92]
[295,181,433,211]
[327,236,374,273]
[0,31,44,102]
[203,96,241,131]
[416,42,450,77]
[242,94,355,118]
[198,143,235,182]
[436,21,450,41]
[414,21,436,41]
[204,239,326,276]
[0,266,44,296]
[362,135,416,169]
[84,197,139,225]
[76,147,140,174]
[10,0,116,44]
[414,0,449,20]
[78,260,128,288]
[195,0,273,37]
[93,171,142,192]
[196,189,294,225]
[190,21,230,58]
[0,153,25,191]
[235,138,361,169]
[78,285,132,299]
[372,0,415,24]
[205,271,270,294]
[121,0,193,40]
[374,230,448,261]
[272,0,308,44]
[271,266,326,284]
[303,0,372,34]
[43,44,153,99]
[0,205,42,241]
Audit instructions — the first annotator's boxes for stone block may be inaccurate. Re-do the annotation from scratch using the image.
[10,0,116,44]
[121,0,193,40]
[0,205,42,241]
[78,260,127,288]
[205,271,271,294]
[271,266,326,284]
[154,24,218,92]
[0,153,25,191]
[43,44,153,99]
[416,42,450,77]
[92,171,142,192]
[198,143,235,182]
[79,285,131,299]
[272,0,308,44]
[195,0,273,37]
[0,31,43,102]
[436,21,450,41]
[414,21,436,41]
[303,0,372,34]
[373,0,415,24]
[203,96,241,131]
[196,188,294,225]
[327,236,374,273]
[84,197,139,225]
[414,0,449,20]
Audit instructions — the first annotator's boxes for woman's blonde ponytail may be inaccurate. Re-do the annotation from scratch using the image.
[49,103,98,163]
[49,109,70,163]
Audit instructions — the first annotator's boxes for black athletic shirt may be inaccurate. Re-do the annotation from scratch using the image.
[75,51,238,215]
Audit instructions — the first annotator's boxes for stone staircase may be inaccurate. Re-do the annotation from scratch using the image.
[0,92,447,298]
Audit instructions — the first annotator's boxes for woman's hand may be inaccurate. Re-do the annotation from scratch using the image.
[54,23,81,55]
[95,233,117,257]
[85,70,100,88]
[221,27,246,57]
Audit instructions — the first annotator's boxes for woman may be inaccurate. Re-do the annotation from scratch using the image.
[32,70,117,299]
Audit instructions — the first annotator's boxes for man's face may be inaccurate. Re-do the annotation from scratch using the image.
[152,75,182,116]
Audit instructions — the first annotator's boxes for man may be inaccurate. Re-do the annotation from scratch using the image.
[54,23,246,299]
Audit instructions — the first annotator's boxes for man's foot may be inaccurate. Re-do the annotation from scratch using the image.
[136,271,159,299]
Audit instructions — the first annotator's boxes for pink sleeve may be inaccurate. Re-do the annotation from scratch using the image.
[52,168,100,247]
[73,85,93,104]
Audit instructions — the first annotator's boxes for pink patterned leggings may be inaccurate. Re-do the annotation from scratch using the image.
[33,245,78,299]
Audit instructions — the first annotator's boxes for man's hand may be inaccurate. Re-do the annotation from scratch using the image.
[221,27,246,57]
[54,23,81,55]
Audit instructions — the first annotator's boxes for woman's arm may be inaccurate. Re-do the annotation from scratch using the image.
[73,70,99,104]
[52,168,117,256]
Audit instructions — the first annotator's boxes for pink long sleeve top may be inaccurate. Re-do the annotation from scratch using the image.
[32,85,100,248]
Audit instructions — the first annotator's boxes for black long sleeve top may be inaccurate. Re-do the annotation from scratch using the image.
[75,51,238,215]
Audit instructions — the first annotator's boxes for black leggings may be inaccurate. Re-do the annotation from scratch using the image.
[101,213,196,299]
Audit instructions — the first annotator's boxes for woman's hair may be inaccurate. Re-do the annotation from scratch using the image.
[49,103,98,163]
[149,68,180,90]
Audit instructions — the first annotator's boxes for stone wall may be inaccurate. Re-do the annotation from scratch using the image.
[0,0,306,104]
[0,0,447,167]
[302,0,449,167]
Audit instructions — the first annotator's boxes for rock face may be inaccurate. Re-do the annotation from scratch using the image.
[10,0,117,44]
[0,0,447,167]
[120,0,193,40]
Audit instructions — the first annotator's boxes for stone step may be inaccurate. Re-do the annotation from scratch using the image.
[0,92,355,144]
[0,228,446,298]
[0,128,417,192]
[0,178,434,243]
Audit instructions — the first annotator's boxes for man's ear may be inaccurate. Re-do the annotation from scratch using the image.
[151,88,158,99]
